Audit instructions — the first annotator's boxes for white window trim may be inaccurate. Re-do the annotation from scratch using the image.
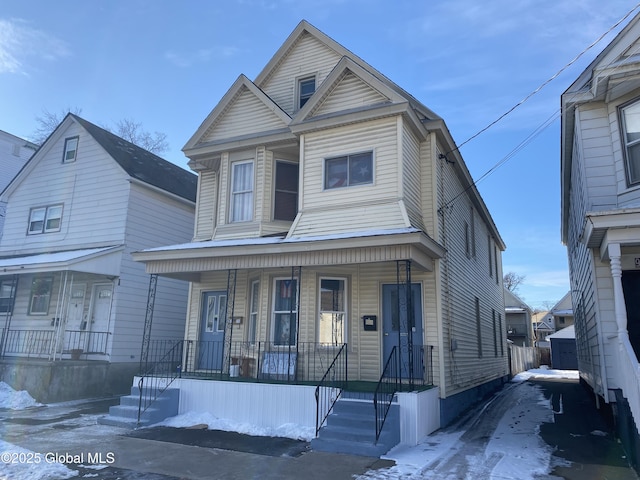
[63,136,79,163]
[318,276,347,347]
[229,159,254,223]
[28,204,63,235]
[296,74,316,111]
[248,279,260,344]
[271,277,298,347]
[29,276,53,315]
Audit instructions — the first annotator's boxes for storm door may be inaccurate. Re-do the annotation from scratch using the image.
[382,283,423,379]
[198,291,227,370]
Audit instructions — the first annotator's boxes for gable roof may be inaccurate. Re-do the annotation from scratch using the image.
[71,115,197,202]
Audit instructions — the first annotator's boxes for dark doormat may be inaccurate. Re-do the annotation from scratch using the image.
[127,426,310,458]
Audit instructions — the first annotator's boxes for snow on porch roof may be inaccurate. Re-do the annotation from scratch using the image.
[0,246,124,276]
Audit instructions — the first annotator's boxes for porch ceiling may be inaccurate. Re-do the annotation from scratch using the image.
[0,246,124,276]
[133,229,445,281]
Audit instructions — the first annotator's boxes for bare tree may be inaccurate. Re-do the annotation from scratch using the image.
[31,107,82,145]
[503,272,525,293]
[31,108,169,155]
[112,118,169,155]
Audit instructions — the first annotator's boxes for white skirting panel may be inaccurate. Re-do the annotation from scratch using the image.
[397,387,440,445]
[174,379,317,429]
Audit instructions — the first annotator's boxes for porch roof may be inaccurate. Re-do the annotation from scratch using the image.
[132,228,445,281]
[0,246,124,276]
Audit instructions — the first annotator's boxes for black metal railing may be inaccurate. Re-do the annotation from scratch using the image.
[315,343,348,435]
[0,329,110,358]
[374,346,399,443]
[142,339,345,384]
[137,340,184,426]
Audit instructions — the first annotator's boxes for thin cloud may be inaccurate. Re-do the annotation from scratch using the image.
[165,46,240,68]
[0,18,70,75]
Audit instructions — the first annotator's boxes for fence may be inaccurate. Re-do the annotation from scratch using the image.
[508,343,539,376]
[0,329,110,358]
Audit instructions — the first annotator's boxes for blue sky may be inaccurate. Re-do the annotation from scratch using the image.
[1,0,637,310]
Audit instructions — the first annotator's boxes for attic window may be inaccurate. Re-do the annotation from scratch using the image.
[298,76,315,109]
[63,136,79,163]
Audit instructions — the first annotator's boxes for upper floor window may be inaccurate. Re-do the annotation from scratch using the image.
[274,161,299,221]
[325,152,373,189]
[28,204,63,235]
[63,136,79,163]
[230,160,254,222]
[621,100,640,185]
[297,76,315,109]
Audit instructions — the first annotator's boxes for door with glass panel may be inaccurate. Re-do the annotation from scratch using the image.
[199,291,227,370]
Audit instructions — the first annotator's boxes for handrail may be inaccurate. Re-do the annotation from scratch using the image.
[137,340,183,426]
[315,343,348,436]
[374,346,398,443]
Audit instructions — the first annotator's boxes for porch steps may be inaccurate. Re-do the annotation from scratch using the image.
[98,386,179,429]
[311,395,400,457]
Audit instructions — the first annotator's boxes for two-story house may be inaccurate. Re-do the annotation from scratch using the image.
[129,20,507,454]
[504,288,533,347]
[0,114,197,402]
[561,12,640,468]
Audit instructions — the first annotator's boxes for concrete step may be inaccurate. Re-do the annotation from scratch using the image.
[98,386,179,429]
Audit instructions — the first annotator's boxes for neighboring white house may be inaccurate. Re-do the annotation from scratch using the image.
[129,20,507,455]
[504,288,533,347]
[561,12,640,469]
[0,114,197,402]
[0,130,37,235]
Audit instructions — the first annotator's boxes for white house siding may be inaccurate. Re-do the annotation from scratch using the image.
[194,170,216,241]
[0,123,129,255]
[292,118,405,237]
[435,145,508,399]
[200,86,287,144]
[259,32,342,115]
[110,183,194,363]
[421,134,437,239]
[401,122,425,232]
[607,93,640,207]
[312,71,389,117]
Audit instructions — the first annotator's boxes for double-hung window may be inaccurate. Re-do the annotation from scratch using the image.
[230,160,254,222]
[0,279,16,314]
[325,152,373,189]
[621,100,640,185]
[272,278,297,346]
[298,76,315,109]
[63,136,79,163]
[28,204,63,235]
[29,277,53,315]
[248,280,260,344]
[318,278,346,346]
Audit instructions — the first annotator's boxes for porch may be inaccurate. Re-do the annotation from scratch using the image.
[0,328,110,360]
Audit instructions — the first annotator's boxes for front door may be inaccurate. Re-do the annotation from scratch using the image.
[198,291,227,370]
[88,284,113,353]
[382,283,423,379]
[65,284,86,351]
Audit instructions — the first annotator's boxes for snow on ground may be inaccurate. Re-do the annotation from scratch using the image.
[0,382,42,410]
[512,366,580,383]
[153,410,316,441]
[0,439,77,480]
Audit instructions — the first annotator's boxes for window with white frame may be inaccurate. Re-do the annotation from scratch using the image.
[63,136,79,163]
[230,160,254,222]
[0,279,16,313]
[621,99,640,186]
[324,152,373,189]
[272,278,297,346]
[297,76,315,109]
[274,161,298,221]
[318,278,346,346]
[248,280,260,344]
[29,277,53,315]
[28,204,63,235]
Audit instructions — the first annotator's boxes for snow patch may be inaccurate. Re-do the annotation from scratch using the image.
[0,382,42,410]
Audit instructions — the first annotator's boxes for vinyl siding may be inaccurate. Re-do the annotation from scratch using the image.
[201,86,287,143]
[435,145,508,398]
[312,71,389,117]
[292,117,405,237]
[110,183,194,361]
[402,123,425,231]
[259,32,342,115]
[0,122,129,255]
[194,170,216,241]
[607,93,640,207]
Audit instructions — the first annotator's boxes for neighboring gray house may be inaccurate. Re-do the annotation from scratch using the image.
[124,20,508,455]
[0,114,197,402]
[561,12,640,468]
[0,130,37,235]
[549,291,574,331]
[504,288,533,347]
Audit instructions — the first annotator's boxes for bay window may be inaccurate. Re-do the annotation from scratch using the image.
[318,278,346,346]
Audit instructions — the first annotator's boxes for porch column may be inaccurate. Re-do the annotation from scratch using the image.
[608,243,629,343]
